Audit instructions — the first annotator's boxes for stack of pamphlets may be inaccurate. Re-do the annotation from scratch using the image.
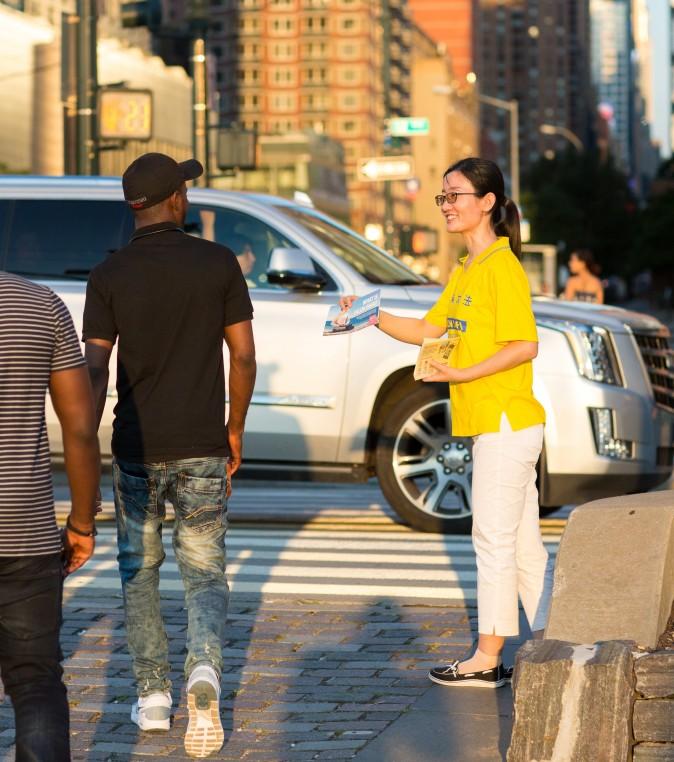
[413,336,459,380]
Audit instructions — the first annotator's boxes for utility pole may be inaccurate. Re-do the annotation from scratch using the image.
[189,0,209,185]
[62,13,79,175]
[381,0,394,252]
[191,37,209,185]
[75,0,99,175]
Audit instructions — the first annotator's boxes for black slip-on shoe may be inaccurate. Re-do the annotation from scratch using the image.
[503,666,514,682]
[428,660,507,688]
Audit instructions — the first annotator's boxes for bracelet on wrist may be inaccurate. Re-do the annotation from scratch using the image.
[66,516,97,537]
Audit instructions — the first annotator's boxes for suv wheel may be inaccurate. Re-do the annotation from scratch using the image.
[375,385,473,534]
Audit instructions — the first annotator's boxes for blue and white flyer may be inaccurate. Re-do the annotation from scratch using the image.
[323,290,381,336]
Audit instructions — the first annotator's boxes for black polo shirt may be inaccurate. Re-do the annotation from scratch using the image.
[83,222,253,462]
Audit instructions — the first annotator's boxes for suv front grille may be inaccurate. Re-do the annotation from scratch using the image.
[634,332,674,413]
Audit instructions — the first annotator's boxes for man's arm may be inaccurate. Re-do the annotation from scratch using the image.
[223,320,256,487]
[49,365,101,574]
[85,339,114,427]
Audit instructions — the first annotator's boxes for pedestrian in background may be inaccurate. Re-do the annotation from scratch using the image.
[340,157,554,688]
[83,153,256,758]
[0,271,100,761]
[562,248,604,303]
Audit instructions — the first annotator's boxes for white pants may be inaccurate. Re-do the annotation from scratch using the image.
[471,414,554,636]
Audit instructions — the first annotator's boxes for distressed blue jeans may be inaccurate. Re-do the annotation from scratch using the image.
[113,457,229,697]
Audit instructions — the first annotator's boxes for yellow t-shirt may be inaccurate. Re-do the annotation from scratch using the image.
[425,237,546,437]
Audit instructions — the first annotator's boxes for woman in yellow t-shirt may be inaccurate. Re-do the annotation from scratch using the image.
[340,157,553,688]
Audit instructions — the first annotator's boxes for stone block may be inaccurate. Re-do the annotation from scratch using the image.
[634,699,674,743]
[633,744,674,761]
[545,491,674,649]
[507,639,634,762]
[636,653,674,698]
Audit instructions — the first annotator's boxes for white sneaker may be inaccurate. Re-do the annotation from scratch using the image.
[131,691,172,731]
[184,664,223,758]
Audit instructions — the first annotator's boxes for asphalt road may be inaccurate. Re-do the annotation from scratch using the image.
[53,474,570,603]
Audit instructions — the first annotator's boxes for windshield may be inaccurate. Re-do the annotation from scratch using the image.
[280,207,428,286]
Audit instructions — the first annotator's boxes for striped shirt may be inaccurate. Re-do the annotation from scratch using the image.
[0,272,85,556]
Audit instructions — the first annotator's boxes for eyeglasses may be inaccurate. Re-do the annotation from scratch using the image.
[434,192,479,206]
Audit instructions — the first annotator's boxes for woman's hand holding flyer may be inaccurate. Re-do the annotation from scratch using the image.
[324,290,381,336]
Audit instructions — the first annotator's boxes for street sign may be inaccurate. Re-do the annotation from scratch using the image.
[99,89,152,141]
[357,155,415,182]
[386,117,430,136]
[216,127,257,171]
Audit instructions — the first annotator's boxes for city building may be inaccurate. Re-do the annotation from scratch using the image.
[630,0,663,192]
[474,0,595,185]
[161,0,414,237]
[0,1,192,175]
[409,24,478,281]
[0,5,54,172]
[214,130,350,221]
[590,0,632,170]
[630,0,671,160]
[406,0,473,80]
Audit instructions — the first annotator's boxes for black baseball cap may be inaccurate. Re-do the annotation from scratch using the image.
[122,152,203,210]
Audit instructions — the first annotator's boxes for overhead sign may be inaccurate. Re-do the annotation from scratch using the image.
[216,128,257,171]
[386,117,430,136]
[99,89,152,141]
[357,155,415,182]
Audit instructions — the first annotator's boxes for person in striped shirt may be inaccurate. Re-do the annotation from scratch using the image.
[0,271,100,762]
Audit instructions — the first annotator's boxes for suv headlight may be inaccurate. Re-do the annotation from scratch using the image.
[538,320,623,385]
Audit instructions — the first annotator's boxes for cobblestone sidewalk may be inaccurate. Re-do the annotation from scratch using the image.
[0,590,476,761]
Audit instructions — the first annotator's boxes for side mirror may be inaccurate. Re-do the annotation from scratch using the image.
[266,247,326,291]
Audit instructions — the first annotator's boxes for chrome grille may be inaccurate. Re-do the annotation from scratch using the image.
[634,332,674,413]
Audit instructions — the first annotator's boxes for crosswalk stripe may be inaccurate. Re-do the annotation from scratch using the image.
[64,526,559,601]
[64,575,478,600]
[87,534,560,554]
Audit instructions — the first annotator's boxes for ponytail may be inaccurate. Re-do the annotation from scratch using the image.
[491,197,521,259]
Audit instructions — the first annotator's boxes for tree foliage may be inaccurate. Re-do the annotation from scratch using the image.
[522,149,638,276]
[631,155,674,282]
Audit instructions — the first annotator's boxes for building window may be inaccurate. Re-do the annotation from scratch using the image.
[337,67,358,84]
[305,15,328,32]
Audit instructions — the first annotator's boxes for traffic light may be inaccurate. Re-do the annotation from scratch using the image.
[398,225,439,256]
[120,0,161,29]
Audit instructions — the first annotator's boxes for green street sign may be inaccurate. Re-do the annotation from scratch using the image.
[386,117,430,136]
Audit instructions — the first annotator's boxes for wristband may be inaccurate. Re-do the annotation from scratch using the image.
[66,516,97,537]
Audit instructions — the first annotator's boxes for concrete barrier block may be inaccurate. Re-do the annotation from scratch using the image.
[636,653,674,698]
[545,491,674,649]
[633,744,674,761]
[507,639,634,762]
[634,699,674,743]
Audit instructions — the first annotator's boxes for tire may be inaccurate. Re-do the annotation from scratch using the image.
[375,384,474,534]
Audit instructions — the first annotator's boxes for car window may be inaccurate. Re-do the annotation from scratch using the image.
[185,203,335,290]
[4,200,133,279]
[279,207,428,286]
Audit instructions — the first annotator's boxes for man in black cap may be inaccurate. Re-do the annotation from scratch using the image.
[83,153,256,758]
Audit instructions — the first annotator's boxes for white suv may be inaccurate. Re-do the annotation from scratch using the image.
[1,176,672,533]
